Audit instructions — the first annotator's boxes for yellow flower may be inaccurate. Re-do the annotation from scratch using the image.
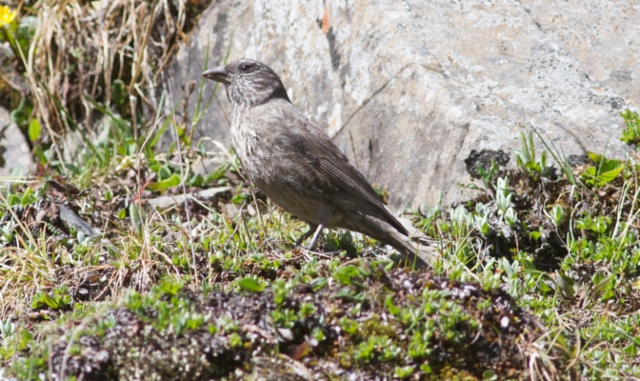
[0,5,17,27]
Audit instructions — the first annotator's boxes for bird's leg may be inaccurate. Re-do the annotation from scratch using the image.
[294,224,317,247]
[307,223,325,250]
[306,210,330,250]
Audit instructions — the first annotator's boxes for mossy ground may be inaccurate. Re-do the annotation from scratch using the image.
[0,161,563,380]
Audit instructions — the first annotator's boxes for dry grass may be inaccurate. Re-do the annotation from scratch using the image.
[1,0,212,162]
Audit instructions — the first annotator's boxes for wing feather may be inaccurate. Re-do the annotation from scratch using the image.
[276,103,409,236]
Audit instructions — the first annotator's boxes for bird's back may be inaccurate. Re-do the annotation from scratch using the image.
[232,98,409,236]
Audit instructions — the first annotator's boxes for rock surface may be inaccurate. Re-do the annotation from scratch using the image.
[145,186,232,210]
[168,0,638,210]
[0,106,34,177]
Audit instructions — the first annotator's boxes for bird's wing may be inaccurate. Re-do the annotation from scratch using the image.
[270,102,409,236]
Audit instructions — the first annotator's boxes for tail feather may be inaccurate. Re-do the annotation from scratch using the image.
[382,227,435,268]
[353,215,435,268]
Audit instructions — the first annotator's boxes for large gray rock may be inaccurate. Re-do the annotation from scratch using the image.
[168,0,638,210]
[0,106,34,177]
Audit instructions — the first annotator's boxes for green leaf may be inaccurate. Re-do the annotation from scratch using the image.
[187,174,204,187]
[20,187,36,206]
[598,167,623,184]
[147,174,181,191]
[581,154,623,187]
[619,109,640,144]
[238,277,265,293]
[599,158,622,173]
[592,271,605,285]
[129,202,142,234]
[385,295,400,315]
[481,370,498,381]
[307,277,327,291]
[394,366,415,379]
[586,151,602,164]
[601,287,615,302]
[537,277,554,294]
[420,364,432,374]
[157,278,184,296]
[525,159,541,173]
[333,265,364,286]
[110,79,127,107]
[624,343,638,355]
[16,16,37,53]
[157,165,172,181]
[8,194,20,206]
[231,192,248,205]
[28,119,41,142]
[555,270,575,300]
[18,328,33,350]
[32,292,59,309]
[33,145,47,164]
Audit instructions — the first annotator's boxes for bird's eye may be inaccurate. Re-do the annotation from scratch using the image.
[240,64,249,72]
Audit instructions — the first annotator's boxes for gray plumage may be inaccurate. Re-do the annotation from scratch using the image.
[203,58,429,266]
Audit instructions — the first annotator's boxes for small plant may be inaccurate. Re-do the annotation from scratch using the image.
[620,109,640,145]
[545,205,565,228]
[474,208,491,236]
[414,194,443,236]
[576,214,611,235]
[476,160,500,190]
[31,286,72,311]
[336,318,357,338]
[514,131,551,179]
[394,365,415,379]
[332,264,368,286]
[580,152,624,188]
[449,205,472,231]
[0,5,37,67]
[237,276,266,293]
[354,335,394,362]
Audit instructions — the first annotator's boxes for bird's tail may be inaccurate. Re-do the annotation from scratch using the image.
[355,215,436,268]
[384,228,436,269]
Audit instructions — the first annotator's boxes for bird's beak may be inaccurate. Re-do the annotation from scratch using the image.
[202,67,231,84]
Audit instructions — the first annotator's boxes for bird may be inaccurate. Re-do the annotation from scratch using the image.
[202,58,430,267]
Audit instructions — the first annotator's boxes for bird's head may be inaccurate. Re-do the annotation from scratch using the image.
[202,59,290,108]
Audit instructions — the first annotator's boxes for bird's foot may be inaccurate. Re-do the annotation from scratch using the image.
[294,224,325,248]
[293,226,316,247]
[306,224,325,251]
